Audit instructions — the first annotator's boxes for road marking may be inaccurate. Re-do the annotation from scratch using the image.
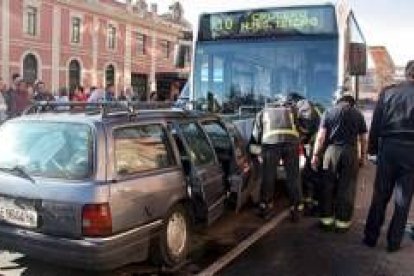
[198,209,290,276]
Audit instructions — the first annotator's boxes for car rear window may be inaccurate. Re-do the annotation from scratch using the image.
[114,124,176,175]
[0,121,93,180]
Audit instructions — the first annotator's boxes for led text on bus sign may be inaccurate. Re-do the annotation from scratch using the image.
[214,11,319,33]
[199,6,337,40]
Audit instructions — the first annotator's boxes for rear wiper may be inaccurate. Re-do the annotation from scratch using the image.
[0,166,36,184]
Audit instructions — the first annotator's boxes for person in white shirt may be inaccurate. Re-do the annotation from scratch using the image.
[88,88,105,103]
[0,78,8,122]
[55,87,69,103]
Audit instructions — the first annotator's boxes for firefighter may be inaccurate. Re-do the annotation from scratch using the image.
[250,97,302,221]
[364,60,414,252]
[288,93,324,215]
[312,93,368,232]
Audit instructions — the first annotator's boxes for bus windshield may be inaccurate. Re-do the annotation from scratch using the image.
[193,38,338,114]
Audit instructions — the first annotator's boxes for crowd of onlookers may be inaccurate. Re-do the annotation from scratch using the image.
[0,73,156,121]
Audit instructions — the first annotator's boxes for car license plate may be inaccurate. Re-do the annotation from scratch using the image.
[0,196,38,228]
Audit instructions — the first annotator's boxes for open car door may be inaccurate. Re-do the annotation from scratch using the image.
[200,120,260,212]
[170,122,226,225]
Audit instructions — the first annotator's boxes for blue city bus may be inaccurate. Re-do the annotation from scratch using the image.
[177,1,366,137]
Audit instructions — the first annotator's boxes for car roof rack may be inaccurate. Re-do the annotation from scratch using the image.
[23,101,180,119]
[128,101,175,111]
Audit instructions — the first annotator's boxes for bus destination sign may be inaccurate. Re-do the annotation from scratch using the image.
[199,6,337,40]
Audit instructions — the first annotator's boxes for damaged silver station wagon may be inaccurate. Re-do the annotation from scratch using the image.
[0,102,259,270]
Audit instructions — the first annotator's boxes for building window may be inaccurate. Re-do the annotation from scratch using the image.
[184,46,191,66]
[161,40,171,59]
[107,24,116,50]
[26,6,38,36]
[131,73,148,100]
[136,33,146,55]
[71,17,81,44]
[106,64,115,86]
[23,54,38,84]
[69,59,81,91]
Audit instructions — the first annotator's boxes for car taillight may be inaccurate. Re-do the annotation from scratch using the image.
[298,143,305,156]
[82,203,112,237]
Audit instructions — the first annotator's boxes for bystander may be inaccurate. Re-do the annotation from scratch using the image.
[9,78,31,117]
[105,84,116,101]
[72,86,87,102]
[33,81,54,101]
[0,78,8,121]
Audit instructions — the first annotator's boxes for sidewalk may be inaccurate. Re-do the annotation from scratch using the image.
[223,163,414,276]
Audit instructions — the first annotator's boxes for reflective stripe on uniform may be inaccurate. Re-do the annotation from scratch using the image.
[263,129,300,140]
[320,217,334,226]
[262,106,299,141]
[335,220,352,229]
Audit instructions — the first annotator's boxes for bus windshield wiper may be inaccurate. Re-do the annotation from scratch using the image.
[0,166,36,184]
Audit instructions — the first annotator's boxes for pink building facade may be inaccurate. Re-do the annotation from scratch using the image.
[0,0,191,99]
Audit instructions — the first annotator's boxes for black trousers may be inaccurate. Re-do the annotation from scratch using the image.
[321,144,359,223]
[302,145,314,202]
[302,143,323,205]
[365,139,414,248]
[261,143,301,207]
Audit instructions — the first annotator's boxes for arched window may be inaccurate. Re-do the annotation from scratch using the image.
[106,64,115,87]
[23,54,38,84]
[69,59,81,91]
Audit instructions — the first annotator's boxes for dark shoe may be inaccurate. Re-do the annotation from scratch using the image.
[258,202,273,219]
[306,205,320,217]
[335,227,350,234]
[386,244,401,253]
[362,237,377,248]
[303,203,314,217]
[290,209,300,223]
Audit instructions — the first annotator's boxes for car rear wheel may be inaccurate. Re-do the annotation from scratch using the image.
[152,204,190,267]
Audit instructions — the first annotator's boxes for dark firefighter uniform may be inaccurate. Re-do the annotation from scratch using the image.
[364,78,414,252]
[296,99,324,213]
[251,102,302,219]
[314,95,367,231]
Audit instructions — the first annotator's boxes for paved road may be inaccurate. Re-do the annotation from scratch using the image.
[223,162,414,276]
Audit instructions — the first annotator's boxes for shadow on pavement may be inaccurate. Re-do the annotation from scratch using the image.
[223,163,414,276]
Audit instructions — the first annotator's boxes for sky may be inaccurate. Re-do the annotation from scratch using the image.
[145,0,413,66]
